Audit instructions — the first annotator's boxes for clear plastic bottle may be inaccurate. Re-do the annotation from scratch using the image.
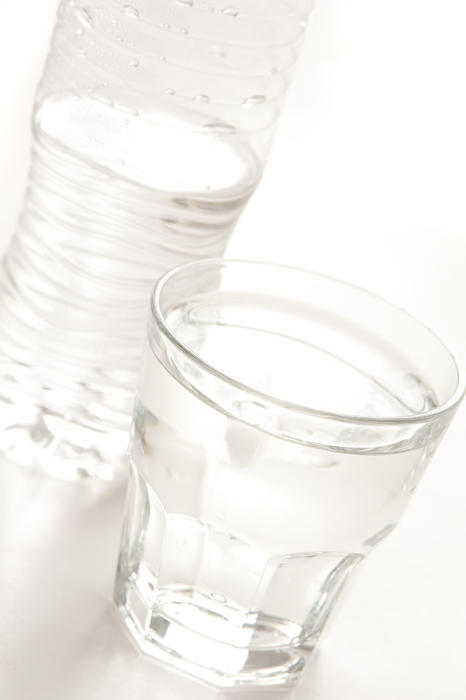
[0,0,315,479]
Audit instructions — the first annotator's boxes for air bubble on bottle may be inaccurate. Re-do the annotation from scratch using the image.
[78,8,94,28]
[129,58,139,68]
[202,122,236,135]
[195,94,210,103]
[221,6,238,16]
[242,94,266,106]
[165,88,175,95]
[176,0,193,6]
[122,5,139,19]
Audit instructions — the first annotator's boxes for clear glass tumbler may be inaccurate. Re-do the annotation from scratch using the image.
[0,0,316,480]
[114,259,464,688]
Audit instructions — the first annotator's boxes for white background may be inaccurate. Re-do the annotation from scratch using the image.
[1,1,465,698]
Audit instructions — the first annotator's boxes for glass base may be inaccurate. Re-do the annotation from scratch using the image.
[0,394,128,481]
[114,575,315,688]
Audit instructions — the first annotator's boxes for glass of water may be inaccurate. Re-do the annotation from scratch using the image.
[114,259,464,688]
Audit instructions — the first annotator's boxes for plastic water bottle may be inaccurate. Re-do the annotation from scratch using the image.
[0,0,315,480]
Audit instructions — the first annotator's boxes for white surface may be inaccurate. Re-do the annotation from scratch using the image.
[1,1,466,698]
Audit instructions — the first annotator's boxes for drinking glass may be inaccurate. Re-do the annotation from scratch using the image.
[114,259,464,688]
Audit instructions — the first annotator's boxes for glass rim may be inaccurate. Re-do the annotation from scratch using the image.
[151,258,466,427]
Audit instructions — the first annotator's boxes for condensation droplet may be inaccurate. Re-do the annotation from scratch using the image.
[242,94,266,106]
[202,122,236,135]
[159,55,167,62]
[160,22,171,29]
[78,8,94,28]
[164,88,175,95]
[111,18,119,26]
[209,592,227,603]
[221,6,238,16]
[122,5,139,19]
[195,94,210,103]
[75,26,84,36]
[124,118,130,126]
[129,58,139,67]
[117,158,126,166]
[180,27,189,34]
[269,66,279,75]
[176,0,193,5]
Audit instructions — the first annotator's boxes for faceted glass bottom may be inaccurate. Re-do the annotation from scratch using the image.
[115,574,316,688]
